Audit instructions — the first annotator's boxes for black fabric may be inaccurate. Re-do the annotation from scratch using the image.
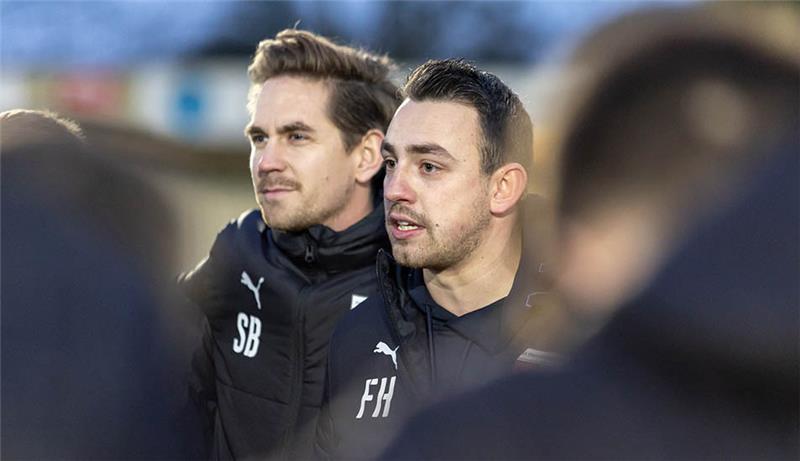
[408,281,508,392]
[380,142,799,460]
[1,148,196,460]
[315,197,553,460]
[180,205,389,460]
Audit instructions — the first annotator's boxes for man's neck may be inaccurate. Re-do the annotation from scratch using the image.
[423,222,522,317]
[323,184,374,232]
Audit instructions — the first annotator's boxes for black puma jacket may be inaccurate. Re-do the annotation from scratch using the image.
[179,206,388,460]
[315,199,555,460]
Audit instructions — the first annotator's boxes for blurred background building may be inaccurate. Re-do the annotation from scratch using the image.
[2,0,668,269]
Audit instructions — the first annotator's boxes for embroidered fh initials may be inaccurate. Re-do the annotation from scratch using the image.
[355,376,396,419]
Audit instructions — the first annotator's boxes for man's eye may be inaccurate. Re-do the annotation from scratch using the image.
[289,133,308,142]
[251,134,267,144]
[421,162,439,174]
[383,158,397,169]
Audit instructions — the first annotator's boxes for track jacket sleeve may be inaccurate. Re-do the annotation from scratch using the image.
[178,224,236,457]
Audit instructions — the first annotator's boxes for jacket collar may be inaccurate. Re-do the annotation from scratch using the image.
[377,195,554,355]
[269,203,389,274]
[407,277,509,353]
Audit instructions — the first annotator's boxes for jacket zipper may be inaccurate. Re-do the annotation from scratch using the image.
[279,288,306,460]
[425,303,436,386]
[304,240,316,264]
[280,242,315,459]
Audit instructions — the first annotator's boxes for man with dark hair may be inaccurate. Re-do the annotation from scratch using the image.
[379,4,799,460]
[314,59,553,459]
[179,29,400,460]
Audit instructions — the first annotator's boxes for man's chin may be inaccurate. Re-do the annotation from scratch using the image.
[392,247,429,269]
[268,222,308,233]
[261,210,307,232]
[392,243,464,272]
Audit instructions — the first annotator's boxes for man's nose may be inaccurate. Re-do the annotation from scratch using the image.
[253,142,287,175]
[384,166,416,204]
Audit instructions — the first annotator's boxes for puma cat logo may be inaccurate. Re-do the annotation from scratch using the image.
[240,271,264,310]
[373,341,399,370]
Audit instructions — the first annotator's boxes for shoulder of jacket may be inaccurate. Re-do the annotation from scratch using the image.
[178,210,264,293]
[180,210,267,313]
[235,209,264,230]
[220,208,263,237]
[212,209,263,251]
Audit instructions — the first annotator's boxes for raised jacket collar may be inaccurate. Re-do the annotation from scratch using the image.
[270,204,389,275]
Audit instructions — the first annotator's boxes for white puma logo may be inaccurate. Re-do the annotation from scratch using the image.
[240,271,264,310]
[373,341,399,370]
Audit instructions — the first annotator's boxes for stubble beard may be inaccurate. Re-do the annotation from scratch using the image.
[391,196,492,271]
[258,180,355,232]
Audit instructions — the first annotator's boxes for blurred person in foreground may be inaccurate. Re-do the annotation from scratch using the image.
[177,29,399,460]
[381,3,799,460]
[315,59,555,460]
[1,109,191,458]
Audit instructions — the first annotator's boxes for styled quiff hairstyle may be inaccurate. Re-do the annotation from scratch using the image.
[248,29,400,152]
[402,59,533,176]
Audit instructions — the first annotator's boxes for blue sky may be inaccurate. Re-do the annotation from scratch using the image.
[1,1,660,70]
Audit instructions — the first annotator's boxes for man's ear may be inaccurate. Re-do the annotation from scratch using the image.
[352,129,385,184]
[489,162,528,216]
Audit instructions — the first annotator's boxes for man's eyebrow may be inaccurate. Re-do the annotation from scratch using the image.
[276,121,315,135]
[381,141,396,155]
[244,122,316,137]
[244,124,265,137]
[406,143,455,161]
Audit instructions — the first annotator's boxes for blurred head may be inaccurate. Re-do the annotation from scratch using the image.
[1,109,88,213]
[245,29,400,231]
[553,4,800,316]
[1,109,188,459]
[1,108,178,276]
[382,59,532,270]
[1,109,85,150]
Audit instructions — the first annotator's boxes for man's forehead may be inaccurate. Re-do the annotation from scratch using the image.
[251,76,331,123]
[394,98,478,120]
[386,99,481,156]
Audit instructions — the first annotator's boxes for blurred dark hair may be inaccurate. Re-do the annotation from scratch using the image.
[402,58,533,176]
[0,108,177,277]
[1,109,85,148]
[1,109,192,458]
[248,29,400,153]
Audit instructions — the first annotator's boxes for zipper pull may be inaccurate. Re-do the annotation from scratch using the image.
[304,241,316,264]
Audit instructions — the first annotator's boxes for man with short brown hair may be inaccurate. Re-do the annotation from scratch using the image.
[179,29,399,460]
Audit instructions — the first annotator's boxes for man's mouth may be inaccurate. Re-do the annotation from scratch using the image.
[395,220,420,231]
[388,210,426,240]
[389,213,424,229]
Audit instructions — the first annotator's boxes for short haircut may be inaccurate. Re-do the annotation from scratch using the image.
[402,59,533,176]
[247,29,400,152]
[0,109,85,150]
[1,109,179,275]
